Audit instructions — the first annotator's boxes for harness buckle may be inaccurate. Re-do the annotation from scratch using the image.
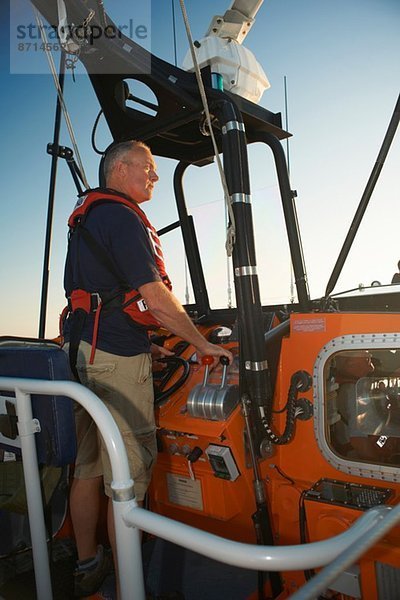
[90,292,102,311]
[67,290,102,313]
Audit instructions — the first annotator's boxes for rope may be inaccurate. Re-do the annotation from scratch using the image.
[33,10,90,190]
[225,203,233,308]
[178,0,236,256]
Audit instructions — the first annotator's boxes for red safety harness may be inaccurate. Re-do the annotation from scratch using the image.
[63,188,172,377]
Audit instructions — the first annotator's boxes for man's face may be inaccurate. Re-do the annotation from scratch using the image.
[122,148,159,203]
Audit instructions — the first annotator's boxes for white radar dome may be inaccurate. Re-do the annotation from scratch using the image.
[182,36,270,105]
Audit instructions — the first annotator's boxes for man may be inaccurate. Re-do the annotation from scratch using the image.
[63,140,232,597]
[391,260,400,284]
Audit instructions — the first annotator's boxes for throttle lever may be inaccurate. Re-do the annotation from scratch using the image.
[220,355,229,388]
[201,355,214,386]
[188,354,238,421]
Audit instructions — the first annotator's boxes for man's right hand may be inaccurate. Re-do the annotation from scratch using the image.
[139,282,233,368]
[196,341,233,368]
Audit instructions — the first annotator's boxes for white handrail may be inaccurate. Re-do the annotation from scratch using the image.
[123,503,391,571]
[291,501,400,599]
[0,377,142,600]
[1,376,399,600]
[14,387,53,600]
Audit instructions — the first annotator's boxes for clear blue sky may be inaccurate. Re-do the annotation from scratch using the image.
[0,0,399,338]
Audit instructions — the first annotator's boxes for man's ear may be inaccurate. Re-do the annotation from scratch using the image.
[116,160,128,177]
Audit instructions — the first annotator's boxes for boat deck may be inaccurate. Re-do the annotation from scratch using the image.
[0,537,258,599]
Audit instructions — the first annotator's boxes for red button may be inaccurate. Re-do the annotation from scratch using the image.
[201,355,214,366]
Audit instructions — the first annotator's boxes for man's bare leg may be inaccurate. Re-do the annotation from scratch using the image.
[70,476,102,560]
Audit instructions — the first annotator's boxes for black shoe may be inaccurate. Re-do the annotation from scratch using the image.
[73,545,113,597]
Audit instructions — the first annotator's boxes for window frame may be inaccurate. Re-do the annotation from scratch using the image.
[313,332,400,483]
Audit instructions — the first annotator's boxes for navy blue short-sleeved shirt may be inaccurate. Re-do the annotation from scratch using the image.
[64,197,162,356]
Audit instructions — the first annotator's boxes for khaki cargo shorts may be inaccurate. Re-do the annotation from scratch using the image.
[66,341,157,501]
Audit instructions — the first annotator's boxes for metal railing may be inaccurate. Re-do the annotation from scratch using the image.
[1,376,400,599]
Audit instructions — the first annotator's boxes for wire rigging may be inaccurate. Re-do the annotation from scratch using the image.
[225,203,233,308]
[171,0,178,68]
[34,10,90,190]
[178,0,236,257]
[171,0,191,305]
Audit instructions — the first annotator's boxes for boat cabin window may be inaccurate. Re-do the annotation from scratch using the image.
[325,349,400,465]
[151,146,295,312]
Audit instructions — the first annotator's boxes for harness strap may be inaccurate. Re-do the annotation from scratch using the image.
[66,220,129,376]
[121,292,141,309]
[78,224,130,288]
[66,291,102,379]
[89,302,103,365]
[66,288,123,377]
[59,305,69,346]
[68,308,87,381]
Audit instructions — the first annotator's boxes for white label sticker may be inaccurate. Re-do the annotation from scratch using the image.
[376,435,388,448]
[3,451,17,462]
[137,298,148,312]
[166,473,203,510]
[292,318,326,333]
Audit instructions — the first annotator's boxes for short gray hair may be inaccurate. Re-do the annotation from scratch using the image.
[103,140,150,183]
